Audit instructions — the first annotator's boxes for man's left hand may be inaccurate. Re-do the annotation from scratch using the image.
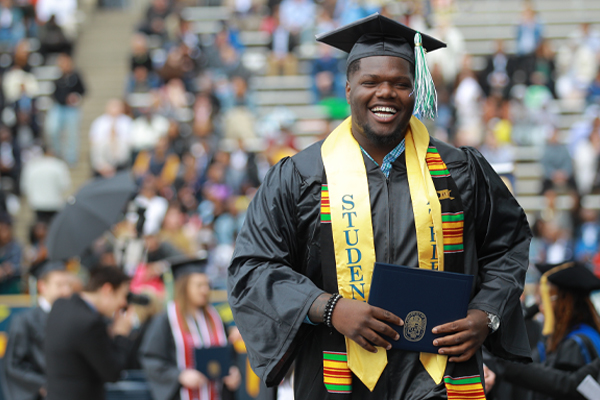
[431,309,489,362]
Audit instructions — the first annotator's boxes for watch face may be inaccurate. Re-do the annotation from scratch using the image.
[489,315,500,330]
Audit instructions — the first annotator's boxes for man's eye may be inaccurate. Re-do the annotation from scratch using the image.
[362,81,375,86]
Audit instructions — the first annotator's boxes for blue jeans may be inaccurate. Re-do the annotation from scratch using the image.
[45,104,81,165]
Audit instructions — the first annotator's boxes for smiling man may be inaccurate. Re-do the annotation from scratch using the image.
[228,13,532,399]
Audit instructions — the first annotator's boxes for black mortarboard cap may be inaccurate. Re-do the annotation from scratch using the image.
[316,13,446,68]
[29,260,66,280]
[169,255,208,280]
[536,261,600,292]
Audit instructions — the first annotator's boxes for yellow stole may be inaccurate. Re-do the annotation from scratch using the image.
[321,116,448,391]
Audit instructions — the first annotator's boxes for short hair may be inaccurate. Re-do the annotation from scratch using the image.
[84,266,130,292]
[346,59,361,80]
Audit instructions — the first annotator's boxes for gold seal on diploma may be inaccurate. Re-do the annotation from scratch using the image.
[207,360,222,379]
[404,311,427,342]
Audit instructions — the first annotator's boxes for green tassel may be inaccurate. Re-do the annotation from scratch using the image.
[413,32,437,120]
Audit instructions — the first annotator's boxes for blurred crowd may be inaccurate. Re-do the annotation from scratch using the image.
[0,0,596,307]
[0,0,598,399]
[0,0,84,294]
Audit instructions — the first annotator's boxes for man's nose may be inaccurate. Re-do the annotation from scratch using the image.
[376,82,395,98]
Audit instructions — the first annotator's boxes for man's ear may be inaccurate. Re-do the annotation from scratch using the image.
[100,282,114,295]
[345,80,351,104]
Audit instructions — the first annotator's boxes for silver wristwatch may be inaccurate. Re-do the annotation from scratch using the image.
[486,312,500,333]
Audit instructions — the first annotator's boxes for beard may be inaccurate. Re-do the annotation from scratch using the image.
[361,121,406,147]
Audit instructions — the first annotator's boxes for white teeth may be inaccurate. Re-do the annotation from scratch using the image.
[371,106,397,114]
[374,112,394,119]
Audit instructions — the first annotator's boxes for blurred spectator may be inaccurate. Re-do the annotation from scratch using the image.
[515,4,543,57]
[426,14,466,87]
[20,144,71,223]
[24,219,49,268]
[45,52,86,166]
[130,32,153,72]
[279,0,315,39]
[130,107,170,160]
[265,4,299,76]
[135,174,169,237]
[0,0,25,51]
[0,125,21,194]
[165,120,188,159]
[573,121,600,194]
[138,0,170,43]
[126,65,161,94]
[311,42,344,102]
[531,216,573,264]
[35,0,78,40]
[453,59,484,146]
[479,129,514,167]
[157,44,197,88]
[89,98,132,178]
[159,203,197,256]
[11,77,41,159]
[556,30,599,100]
[2,54,39,103]
[0,212,22,294]
[574,208,600,263]
[540,127,577,194]
[156,77,189,118]
[133,136,181,192]
[4,261,73,400]
[480,39,513,98]
[568,22,600,55]
[38,14,72,56]
[587,68,600,106]
[533,39,556,97]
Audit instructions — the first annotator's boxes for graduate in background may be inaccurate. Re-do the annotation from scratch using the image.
[493,261,600,399]
[4,261,72,400]
[140,257,241,400]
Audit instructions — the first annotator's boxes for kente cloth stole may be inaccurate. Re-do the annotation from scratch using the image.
[167,302,228,400]
[320,117,484,399]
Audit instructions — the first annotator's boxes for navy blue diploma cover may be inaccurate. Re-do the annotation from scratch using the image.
[195,345,233,380]
[368,262,474,354]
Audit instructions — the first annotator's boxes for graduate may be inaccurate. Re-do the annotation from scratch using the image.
[228,13,532,400]
[4,260,72,400]
[140,257,241,400]
[493,261,600,399]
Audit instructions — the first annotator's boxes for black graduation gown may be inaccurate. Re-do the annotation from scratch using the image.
[139,312,235,400]
[228,138,533,399]
[4,307,47,400]
[500,335,600,400]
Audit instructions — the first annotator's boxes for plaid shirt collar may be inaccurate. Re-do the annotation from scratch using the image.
[360,138,406,178]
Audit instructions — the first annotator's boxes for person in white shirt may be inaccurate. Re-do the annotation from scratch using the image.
[20,144,71,222]
[89,99,132,178]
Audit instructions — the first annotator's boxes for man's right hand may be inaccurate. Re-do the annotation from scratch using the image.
[331,298,403,352]
[309,294,403,352]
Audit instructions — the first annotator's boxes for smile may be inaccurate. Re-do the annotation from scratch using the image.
[370,106,398,121]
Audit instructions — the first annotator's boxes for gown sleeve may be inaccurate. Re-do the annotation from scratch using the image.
[463,147,533,362]
[227,157,325,386]
[139,313,182,400]
[496,343,599,400]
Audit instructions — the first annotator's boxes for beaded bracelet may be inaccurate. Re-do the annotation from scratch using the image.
[323,293,342,328]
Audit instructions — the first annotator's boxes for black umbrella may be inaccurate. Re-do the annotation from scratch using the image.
[47,171,137,261]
